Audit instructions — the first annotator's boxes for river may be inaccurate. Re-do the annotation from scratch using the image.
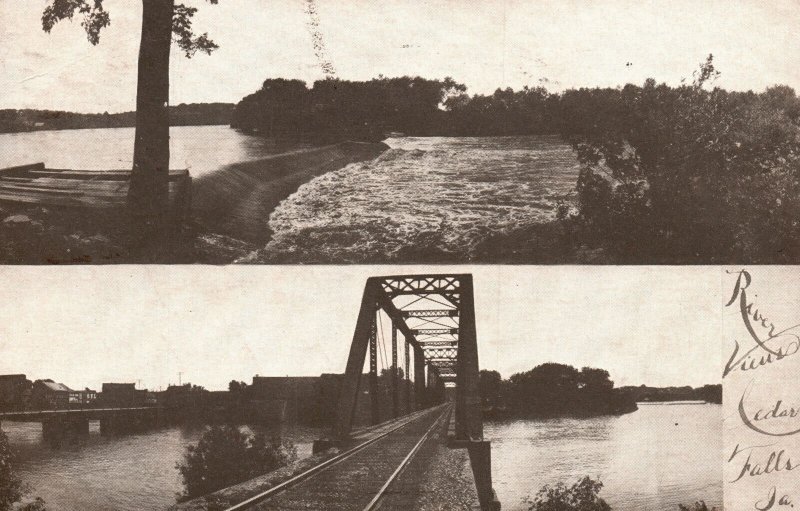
[0,129,580,261]
[260,135,579,262]
[1,420,326,511]
[3,403,719,511]
[486,403,723,511]
[0,125,312,178]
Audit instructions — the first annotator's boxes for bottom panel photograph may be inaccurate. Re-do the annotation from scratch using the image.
[0,267,722,511]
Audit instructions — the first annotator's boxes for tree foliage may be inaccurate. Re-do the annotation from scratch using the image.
[479,370,503,407]
[232,76,468,139]
[526,476,611,511]
[562,55,800,263]
[0,430,44,511]
[42,0,220,58]
[0,430,23,511]
[505,363,635,417]
[177,425,296,499]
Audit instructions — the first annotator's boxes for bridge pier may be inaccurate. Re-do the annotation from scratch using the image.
[100,411,159,436]
[468,440,501,511]
[42,417,90,445]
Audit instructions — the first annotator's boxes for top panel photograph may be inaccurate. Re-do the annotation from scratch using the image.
[0,0,797,264]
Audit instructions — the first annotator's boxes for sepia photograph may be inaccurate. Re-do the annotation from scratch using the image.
[0,266,722,510]
[0,1,797,264]
[2,1,795,509]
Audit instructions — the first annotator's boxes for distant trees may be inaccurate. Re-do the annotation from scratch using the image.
[505,363,636,417]
[228,380,248,393]
[479,364,636,418]
[0,104,234,134]
[232,76,468,139]
[478,370,503,408]
[617,384,722,404]
[481,364,722,418]
[177,425,296,499]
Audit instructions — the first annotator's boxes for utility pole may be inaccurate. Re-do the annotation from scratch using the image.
[178,372,183,386]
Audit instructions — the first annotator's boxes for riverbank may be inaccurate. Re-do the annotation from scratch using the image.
[0,140,388,263]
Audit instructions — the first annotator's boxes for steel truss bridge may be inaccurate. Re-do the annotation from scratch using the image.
[334,274,498,510]
[222,274,500,511]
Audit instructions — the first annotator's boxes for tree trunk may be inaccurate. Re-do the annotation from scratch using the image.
[129,0,173,241]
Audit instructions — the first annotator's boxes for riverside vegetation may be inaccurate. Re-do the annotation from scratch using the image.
[525,476,717,511]
[233,55,800,264]
[478,364,637,419]
[176,426,297,501]
[0,429,46,511]
[478,364,721,417]
[3,56,794,263]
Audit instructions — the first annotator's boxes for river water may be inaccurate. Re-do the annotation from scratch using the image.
[0,125,310,178]
[0,129,579,261]
[2,403,720,511]
[1,420,325,511]
[261,136,579,262]
[487,403,723,511]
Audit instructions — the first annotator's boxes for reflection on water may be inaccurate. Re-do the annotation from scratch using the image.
[0,125,309,178]
[486,403,722,511]
[261,136,580,262]
[2,420,325,511]
[3,404,719,511]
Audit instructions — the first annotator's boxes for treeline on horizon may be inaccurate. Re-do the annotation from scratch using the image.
[0,103,234,133]
[233,59,800,264]
[230,75,561,138]
[479,363,721,419]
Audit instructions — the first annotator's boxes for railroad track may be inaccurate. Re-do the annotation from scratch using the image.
[224,404,452,511]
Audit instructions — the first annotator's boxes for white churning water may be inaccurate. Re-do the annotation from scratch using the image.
[258,136,580,262]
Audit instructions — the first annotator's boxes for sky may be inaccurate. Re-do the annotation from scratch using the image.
[0,266,724,392]
[1,0,798,113]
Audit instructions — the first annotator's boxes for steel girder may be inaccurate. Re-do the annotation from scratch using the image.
[334,275,481,443]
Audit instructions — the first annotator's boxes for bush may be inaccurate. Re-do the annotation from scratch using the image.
[679,502,717,511]
[564,55,800,263]
[177,425,297,499]
[526,476,611,511]
[0,430,46,511]
[0,429,24,511]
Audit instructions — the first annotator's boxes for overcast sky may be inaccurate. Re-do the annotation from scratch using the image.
[1,0,798,113]
[0,266,723,391]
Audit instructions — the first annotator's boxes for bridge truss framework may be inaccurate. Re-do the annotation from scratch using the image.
[333,274,498,510]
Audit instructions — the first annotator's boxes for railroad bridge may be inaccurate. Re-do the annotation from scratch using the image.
[3,274,500,510]
[0,407,167,442]
[217,273,501,511]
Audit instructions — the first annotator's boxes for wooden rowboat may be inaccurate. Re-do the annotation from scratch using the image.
[0,163,191,217]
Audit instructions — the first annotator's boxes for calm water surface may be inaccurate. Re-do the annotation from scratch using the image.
[486,403,722,511]
[0,125,309,178]
[4,403,720,511]
[2,420,325,511]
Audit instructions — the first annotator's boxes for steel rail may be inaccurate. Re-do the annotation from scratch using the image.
[361,405,451,511]
[224,405,449,511]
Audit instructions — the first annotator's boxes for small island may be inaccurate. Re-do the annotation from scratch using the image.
[479,363,721,419]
